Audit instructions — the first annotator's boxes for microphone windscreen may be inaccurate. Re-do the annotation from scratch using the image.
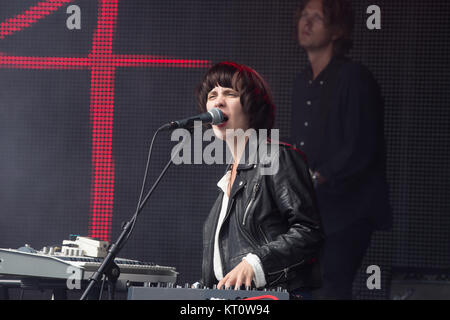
[208,108,226,125]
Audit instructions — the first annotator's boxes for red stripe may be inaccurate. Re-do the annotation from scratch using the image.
[87,0,118,241]
[0,56,90,69]
[0,54,211,70]
[242,295,280,300]
[0,0,211,241]
[0,0,73,39]
[114,55,211,69]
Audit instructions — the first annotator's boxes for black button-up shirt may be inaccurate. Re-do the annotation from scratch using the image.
[290,55,392,234]
[292,71,328,152]
[291,56,351,172]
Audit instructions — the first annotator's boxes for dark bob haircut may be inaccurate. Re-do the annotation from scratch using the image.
[195,61,276,131]
[295,0,354,56]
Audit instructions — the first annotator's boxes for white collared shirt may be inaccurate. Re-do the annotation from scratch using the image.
[214,170,266,288]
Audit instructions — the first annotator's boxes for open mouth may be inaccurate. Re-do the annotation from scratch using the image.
[217,118,228,128]
[216,112,229,128]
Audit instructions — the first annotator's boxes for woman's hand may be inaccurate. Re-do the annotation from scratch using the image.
[310,170,326,186]
[217,260,254,290]
[313,171,326,185]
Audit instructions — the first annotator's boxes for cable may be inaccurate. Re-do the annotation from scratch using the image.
[98,275,106,300]
[119,124,167,249]
[81,123,190,300]
[121,123,193,247]
[242,295,279,300]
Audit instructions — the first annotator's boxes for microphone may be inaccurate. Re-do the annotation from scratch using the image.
[164,108,227,130]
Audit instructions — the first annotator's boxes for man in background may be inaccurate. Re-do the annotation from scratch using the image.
[290,0,392,299]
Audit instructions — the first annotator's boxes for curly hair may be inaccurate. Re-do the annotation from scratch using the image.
[195,62,276,131]
[295,0,354,56]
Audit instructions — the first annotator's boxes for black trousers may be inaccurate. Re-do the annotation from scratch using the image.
[314,218,374,300]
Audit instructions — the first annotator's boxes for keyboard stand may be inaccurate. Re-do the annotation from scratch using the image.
[0,278,101,300]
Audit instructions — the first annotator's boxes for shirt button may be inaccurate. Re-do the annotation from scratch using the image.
[320,81,324,85]
[300,141,305,146]
[304,122,309,127]
[306,100,311,106]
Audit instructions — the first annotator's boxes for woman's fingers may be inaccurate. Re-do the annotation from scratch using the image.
[217,260,254,290]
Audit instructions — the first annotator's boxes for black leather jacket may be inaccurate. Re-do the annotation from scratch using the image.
[202,140,324,291]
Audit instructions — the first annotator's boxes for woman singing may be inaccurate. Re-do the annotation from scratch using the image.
[196,62,324,298]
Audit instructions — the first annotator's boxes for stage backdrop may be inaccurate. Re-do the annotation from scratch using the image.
[0,0,449,299]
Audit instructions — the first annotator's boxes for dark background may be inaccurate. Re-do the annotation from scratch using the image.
[0,0,449,299]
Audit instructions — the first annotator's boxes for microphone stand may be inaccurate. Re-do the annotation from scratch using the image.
[80,123,189,300]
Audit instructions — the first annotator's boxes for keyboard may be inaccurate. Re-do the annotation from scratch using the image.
[128,285,290,300]
[0,248,177,286]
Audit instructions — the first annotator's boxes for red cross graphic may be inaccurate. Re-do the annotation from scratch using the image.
[0,0,211,241]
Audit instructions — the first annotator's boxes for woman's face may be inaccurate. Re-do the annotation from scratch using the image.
[206,85,250,141]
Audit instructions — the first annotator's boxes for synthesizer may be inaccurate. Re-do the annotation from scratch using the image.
[0,247,177,287]
[128,285,290,300]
